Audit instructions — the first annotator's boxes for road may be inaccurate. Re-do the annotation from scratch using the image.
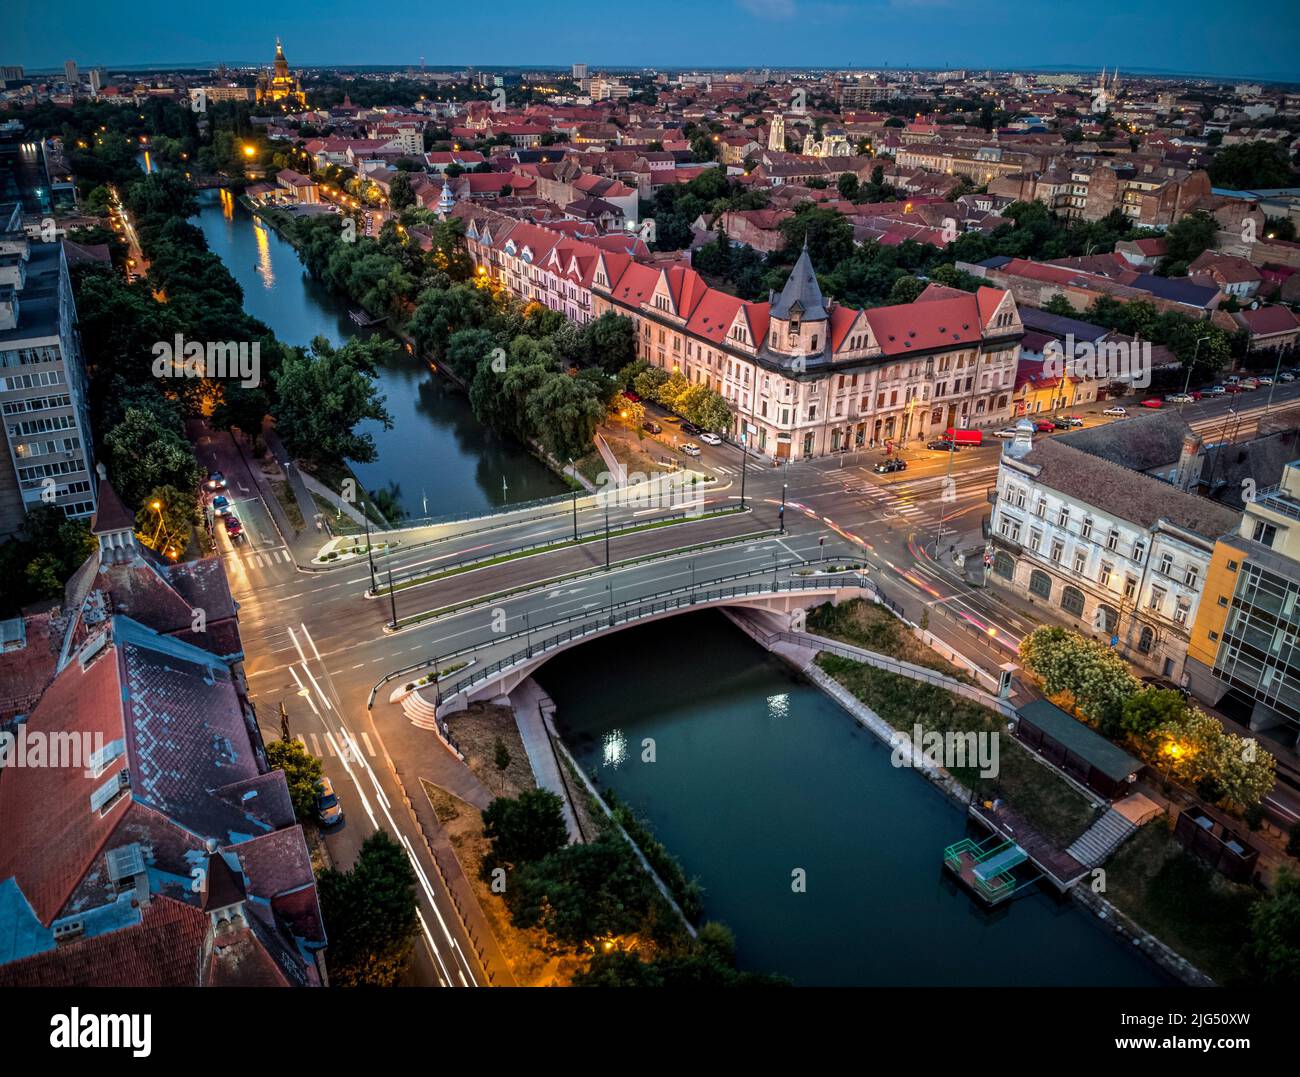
[190,380,1300,984]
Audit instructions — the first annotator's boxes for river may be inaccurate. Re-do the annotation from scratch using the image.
[188,187,566,518]
[539,611,1171,986]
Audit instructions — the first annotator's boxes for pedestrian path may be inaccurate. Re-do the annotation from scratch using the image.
[509,678,582,842]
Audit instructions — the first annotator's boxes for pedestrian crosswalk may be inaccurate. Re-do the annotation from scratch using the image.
[227,546,294,570]
[837,463,1000,522]
[296,730,378,759]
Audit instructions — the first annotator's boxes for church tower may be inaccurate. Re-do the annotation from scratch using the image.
[767,239,829,359]
[768,113,786,152]
[436,181,456,221]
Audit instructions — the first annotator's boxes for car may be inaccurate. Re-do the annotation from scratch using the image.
[698,431,722,445]
[1204,385,1227,395]
[1140,398,1164,408]
[926,438,959,452]
[1165,393,1194,403]
[1102,405,1127,417]
[1257,376,1274,385]
[1240,378,1259,390]
[681,442,702,457]
[993,428,1020,439]
[1061,415,1085,427]
[1033,419,1056,433]
[642,420,663,434]
[1225,383,1246,394]
[211,494,232,515]
[680,421,702,436]
[1279,372,1295,382]
[222,514,243,540]
[315,778,344,827]
[1052,417,1073,430]
[873,458,907,473]
[623,391,642,404]
[204,470,226,491]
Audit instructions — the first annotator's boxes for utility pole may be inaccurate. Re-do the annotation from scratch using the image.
[771,550,779,590]
[363,500,376,595]
[604,503,610,571]
[1265,343,1290,414]
[570,457,578,540]
[386,565,397,629]
[779,480,787,534]
[739,428,749,509]
[933,439,957,555]
[278,701,290,741]
[1178,335,1211,412]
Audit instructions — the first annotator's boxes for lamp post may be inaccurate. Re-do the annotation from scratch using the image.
[570,457,578,541]
[362,500,376,595]
[149,499,165,548]
[739,428,749,510]
[606,580,614,627]
[386,565,397,629]
[779,481,787,534]
[1179,335,1211,410]
[772,550,779,590]
[1265,343,1290,415]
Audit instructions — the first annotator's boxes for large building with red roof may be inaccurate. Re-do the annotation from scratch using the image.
[462,204,1024,457]
[0,485,325,987]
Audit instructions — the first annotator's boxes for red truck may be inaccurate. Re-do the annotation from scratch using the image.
[942,428,984,447]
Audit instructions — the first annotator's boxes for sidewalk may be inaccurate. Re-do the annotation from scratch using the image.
[508,679,582,842]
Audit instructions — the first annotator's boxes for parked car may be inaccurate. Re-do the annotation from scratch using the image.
[211,494,232,515]
[316,778,344,827]
[1279,372,1295,382]
[993,428,1020,439]
[680,421,702,436]
[623,391,641,403]
[1102,405,1127,417]
[1257,376,1274,386]
[698,431,722,445]
[1033,419,1056,433]
[1165,393,1194,403]
[222,514,244,541]
[1225,383,1247,394]
[1240,378,1259,390]
[1204,385,1227,395]
[1060,415,1085,427]
[926,438,959,452]
[204,470,226,491]
[681,443,702,457]
[1140,398,1164,408]
[1051,417,1073,430]
[642,420,662,434]
[873,457,907,473]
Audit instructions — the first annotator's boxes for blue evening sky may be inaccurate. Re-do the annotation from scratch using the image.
[12,1,1299,81]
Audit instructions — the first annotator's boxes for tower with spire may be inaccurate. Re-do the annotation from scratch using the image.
[256,37,306,108]
[436,180,456,221]
[768,113,786,153]
[767,239,829,360]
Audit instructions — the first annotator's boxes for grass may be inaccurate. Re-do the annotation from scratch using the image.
[807,598,970,682]
[313,493,364,536]
[305,458,388,527]
[1103,820,1257,985]
[450,701,536,798]
[817,655,1096,847]
[269,478,305,531]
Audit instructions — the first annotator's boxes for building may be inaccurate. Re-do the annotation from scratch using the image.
[275,168,319,204]
[0,203,96,537]
[63,60,78,89]
[572,63,588,81]
[466,196,1021,454]
[1187,458,1300,744]
[0,483,325,986]
[988,413,1240,684]
[255,39,306,109]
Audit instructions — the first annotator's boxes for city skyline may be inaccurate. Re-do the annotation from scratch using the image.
[11,1,1300,82]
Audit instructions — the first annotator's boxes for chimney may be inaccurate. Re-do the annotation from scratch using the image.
[1174,431,1205,491]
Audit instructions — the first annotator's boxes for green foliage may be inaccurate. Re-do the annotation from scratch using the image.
[1210,141,1295,190]
[103,405,203,509]
[0,505,96,611]
[134,484,199,558]
[1121,686,1189,737]
[272,336,394,466]
[1246,870,1300,987]
[1019,625,1138,734]
[1161,211,1219,271]
[481,789,570,871]
[265,738,323,822]
[318,831,419,987]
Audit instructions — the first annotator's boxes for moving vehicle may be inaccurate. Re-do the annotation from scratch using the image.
[993,428,1020,439]
[680,421,702,436]
[222,514,243,541]
[942,427,983,447]
[211,494,232,515]
[316,778,344,827]
[681,442,702,457]
[1059,415,1085,427]
[1140,398,1164,408]
[205,471,226,491]
[1204,385,1227,395]
[698,431,722,445]
[1034,419,1056,433]
[1165,393,1194,403]
[642,420,662,434]
[873,458,907,473]
[927,438,960,452]
[1103,405,1127,417]
[1225,383,1247,394]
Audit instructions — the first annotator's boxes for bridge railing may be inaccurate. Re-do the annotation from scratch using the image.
[433,570,867,705]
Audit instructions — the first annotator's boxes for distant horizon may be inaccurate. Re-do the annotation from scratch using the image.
[13,2,1300,84]
[15,61,1299,88]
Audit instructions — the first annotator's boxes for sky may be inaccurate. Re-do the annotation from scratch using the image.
[12,1,1300,82]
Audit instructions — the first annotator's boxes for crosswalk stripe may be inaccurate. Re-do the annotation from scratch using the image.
[310,733,322,756]
[361,731,376,756]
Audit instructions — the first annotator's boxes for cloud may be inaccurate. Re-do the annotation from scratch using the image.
[737,0,798,18]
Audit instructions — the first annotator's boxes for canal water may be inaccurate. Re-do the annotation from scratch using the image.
[539,611,1170,987]
[188,188,567,518]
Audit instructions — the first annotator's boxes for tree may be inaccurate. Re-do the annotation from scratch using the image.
[1162,211,1219,272]
[492,737,511,792]
[318,831,419,987]
[1018,626,1137,733]
[527,372,606,461]
[887,275,926,305]
[837,172,860,200]
[135,484,198,559]
[1120,686,1188,737]
[1246,869,1300,986]
[1210,141,1295,190]
[272,336,394,465]
[388,170,415,210]
[103,406,202,509]
[1042,293,1076,317]
[632,365,670,402]
[481,789,569,871]
[266,738,323,822]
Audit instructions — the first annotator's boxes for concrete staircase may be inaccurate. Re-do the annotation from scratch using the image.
[1066,809,1137,867]
[401,689,441,731]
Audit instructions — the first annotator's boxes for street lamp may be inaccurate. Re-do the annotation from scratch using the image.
[362,501,376,595]
[570,458,579,541]
[779,481,787,534]
[1179,335,1211,409]
[149,499,166,547]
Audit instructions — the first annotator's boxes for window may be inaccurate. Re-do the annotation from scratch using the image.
[1226,560,1238,572]
[1124,576,1138,600]
[1029,528,1043,552]
[1174,602,1189,626]
[1252,521,1278,547]
[1050,539,1064,564]
[1073,550,1087,574]
[1149,586,1166,612]
[1133,540,1146,562]
[1217,595,1229,607]
[1184,565,1199,588]
[1158,552,1173,575]
[1029,569,1052,599]
[1138,626,1154,654]
[1081,517,1093,540]
[1107,529,1120,551]
[1061,585,1086,617]
[1035,497,1048,519]
[993,551,1015,579]
[1097,605,1119,634]
[1057,507,1070,528]
[1099,563,1112,587]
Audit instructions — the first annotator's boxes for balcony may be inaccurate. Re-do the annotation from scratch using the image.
[1253,484,1300,523]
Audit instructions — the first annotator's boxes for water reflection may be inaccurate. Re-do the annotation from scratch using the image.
[602,729,628,770]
